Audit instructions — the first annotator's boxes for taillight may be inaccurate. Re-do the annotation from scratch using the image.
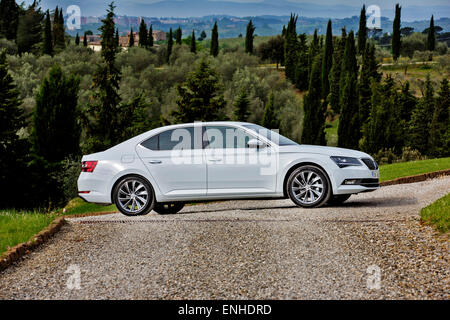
[81,161,98,172]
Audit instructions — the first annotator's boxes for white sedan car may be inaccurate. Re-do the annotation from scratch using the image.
[78,122,379,216]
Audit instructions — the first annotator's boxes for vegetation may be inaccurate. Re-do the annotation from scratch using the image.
[379,157,450,182]
[0,1,448,214]
[421,193,449,233]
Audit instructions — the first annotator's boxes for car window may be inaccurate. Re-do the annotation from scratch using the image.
[242,124,298,146]
[141,134,158,150]
[142,126,202,151]
[204,126,255,149]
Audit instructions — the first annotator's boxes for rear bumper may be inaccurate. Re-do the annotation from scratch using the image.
[77,172,112,204]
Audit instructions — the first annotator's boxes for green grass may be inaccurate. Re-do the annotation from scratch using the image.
[0,211,56,255]
[0,199,117,256]
[379,157,450,182]
[61,198,117,216]
[421,193,450,233]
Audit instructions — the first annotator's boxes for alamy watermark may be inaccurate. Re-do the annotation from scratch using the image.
[366,264,381,290]
[65,264,81,290]
[66,5,81,30]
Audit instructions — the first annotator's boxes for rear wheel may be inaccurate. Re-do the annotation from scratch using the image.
[287,165,331,208]
[327,194,351,205]
[113,176,154,216]
[153,202,185,215]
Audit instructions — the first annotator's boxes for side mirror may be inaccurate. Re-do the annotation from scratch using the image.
[247,139,266,149]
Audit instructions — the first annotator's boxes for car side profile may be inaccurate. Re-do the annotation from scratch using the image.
[78,122,380,216]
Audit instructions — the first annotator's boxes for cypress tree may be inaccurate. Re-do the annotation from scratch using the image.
[82,2,122,152]
[429,79,449,157]
[308,29,320,78]
[245,19,255,54]
[172,60,226,122]
[233,89,251,122]
[359,43,381,126]
[337,31,360,149]
[42,10,53,56]
[138,18,148,47]
[115,28,119,49]
[328,28,346,113]
[210,22,219,57]
[284,14,299,83]
[302,55,326,145]
[32,64,80,162]
[361,76,399,153]
[426,15,436,51]
[321,20,333,99]
[0,50,27,209]
[0,0,20,40]
[148,24,154,47]
[262,92,280,129]
[16,2,43,54]
[397,81,417,123]
[167,27,173,63]
[357,5,367,55]
[294,34,309,91]
[59,8,65,49]
[190,30,196,53]
[408,75,435,154]
[175,26,182,45]
[129,27,134,47]
[75,32,80,45]
[392,3,401,61]
[83,31,88,46]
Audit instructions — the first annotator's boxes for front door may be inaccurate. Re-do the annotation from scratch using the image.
[203,125,277,197]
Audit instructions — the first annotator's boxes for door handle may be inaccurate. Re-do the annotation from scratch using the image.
[149,160,162,164]
[208,158,221,162]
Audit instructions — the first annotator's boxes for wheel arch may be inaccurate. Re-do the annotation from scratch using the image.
[282,161,333,198]
[110,173,156,204]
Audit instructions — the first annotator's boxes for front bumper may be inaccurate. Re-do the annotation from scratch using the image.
[331,166,380,195]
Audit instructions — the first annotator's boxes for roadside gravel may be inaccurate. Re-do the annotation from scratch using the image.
[0,176,448,299]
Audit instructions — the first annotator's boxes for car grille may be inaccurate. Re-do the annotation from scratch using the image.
[361,158,378,170]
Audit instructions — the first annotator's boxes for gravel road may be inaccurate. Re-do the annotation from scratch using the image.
[0,177,449,299]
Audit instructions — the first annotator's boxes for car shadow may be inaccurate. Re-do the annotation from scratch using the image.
[178,196,418,214]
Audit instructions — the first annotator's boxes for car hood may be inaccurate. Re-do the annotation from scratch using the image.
[279,144,372,159]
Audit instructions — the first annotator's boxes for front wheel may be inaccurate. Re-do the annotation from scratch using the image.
[113,176,155,216]
[287,165,331,208]
[153,202,185,215]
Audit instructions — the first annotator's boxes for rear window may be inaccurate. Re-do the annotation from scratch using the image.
[141,126,202,151]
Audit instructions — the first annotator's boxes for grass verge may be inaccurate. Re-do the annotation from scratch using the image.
[0,199,117,256]
[0,211,56,255]
[379,157,450,182]
[421,193,450,233]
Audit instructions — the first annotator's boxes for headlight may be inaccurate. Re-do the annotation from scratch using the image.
[330,156,362,168]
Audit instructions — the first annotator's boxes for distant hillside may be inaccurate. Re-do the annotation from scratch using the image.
[40,0,450,21]
[69,15,450,39]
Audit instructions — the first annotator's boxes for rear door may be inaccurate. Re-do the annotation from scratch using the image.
[135,124,206,199]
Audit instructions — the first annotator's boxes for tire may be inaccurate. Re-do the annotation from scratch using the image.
[113,176,155,216]
[153,202,185,215]
[287,165,331,208]
[327,194,351,205]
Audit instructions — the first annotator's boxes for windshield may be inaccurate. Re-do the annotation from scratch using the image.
[242,124,298,146]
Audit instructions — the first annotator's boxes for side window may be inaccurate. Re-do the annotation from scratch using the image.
[204,126,255,149]
[142,127,202,151]
[141,134,158,150]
